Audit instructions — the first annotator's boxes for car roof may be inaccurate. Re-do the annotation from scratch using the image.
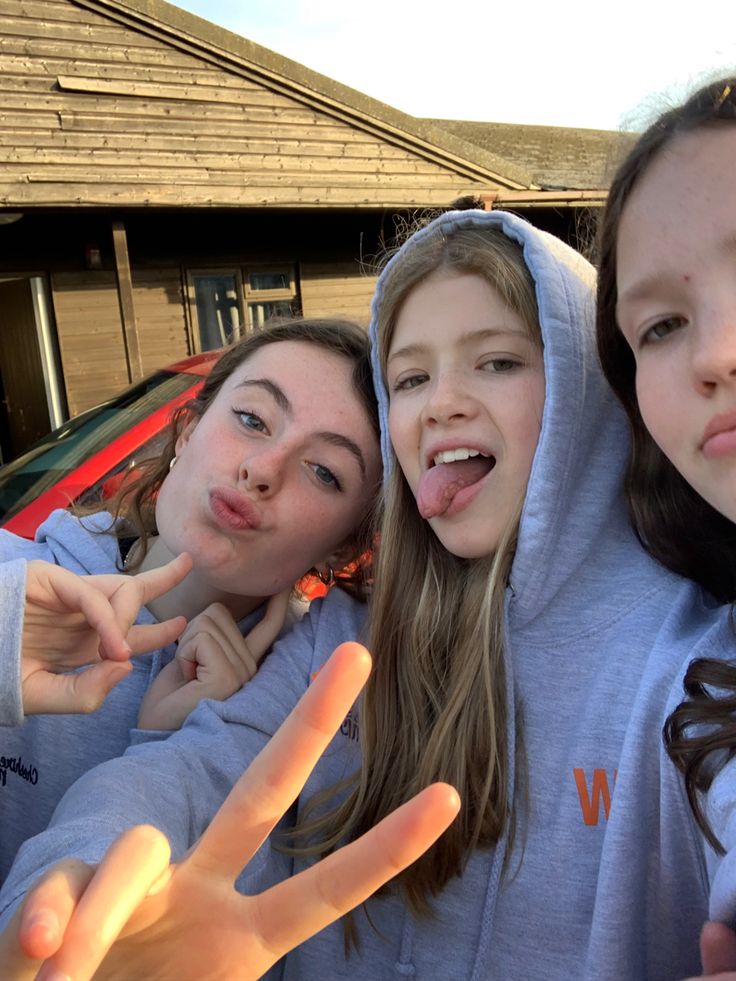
[165,350,222,375]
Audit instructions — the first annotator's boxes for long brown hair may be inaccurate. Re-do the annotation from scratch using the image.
[82,317,380,600]
[595,77,736,850]
[293,223,540,920]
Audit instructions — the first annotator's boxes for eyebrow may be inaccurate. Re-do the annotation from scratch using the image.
[315,432,367,477]
[388,326,531,364]
[616,276,666,311]
[235,378,367,477]
[236,378,290,412]
[617,232,736,309]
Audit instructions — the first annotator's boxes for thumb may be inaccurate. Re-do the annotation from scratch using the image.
[23,661,133,716]
[701,920,736,976]
[244,589,292,664]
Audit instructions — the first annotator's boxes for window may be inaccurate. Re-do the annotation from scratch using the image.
[245,266,299,330]
[187,265,299,350]
[188,271,244,352]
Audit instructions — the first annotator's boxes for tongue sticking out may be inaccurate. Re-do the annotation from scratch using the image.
[416,457,494,519]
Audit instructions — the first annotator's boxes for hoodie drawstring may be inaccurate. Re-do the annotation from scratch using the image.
[394,911,416,976]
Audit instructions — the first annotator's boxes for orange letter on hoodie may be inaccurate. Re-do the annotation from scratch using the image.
[573,768,616,826]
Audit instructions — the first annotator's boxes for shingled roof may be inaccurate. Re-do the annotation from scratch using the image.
[86,0,538,191]
[423,119,638,192]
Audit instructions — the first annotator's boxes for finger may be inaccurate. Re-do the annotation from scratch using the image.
[253,783,460,960]
[102,552,193,650]
[130,552,193,608]
[17,860,96,960]
[244,590,292,664]
[174,635,202,684]
[178,609,247,677]
[23,661,133,716]
[189,642,372,878]
[49,573,133,664]
[36,825,171,981]
[701,921,736,975]
[125,616,187,656]
[190,605,258,681]
[177,634,243,689]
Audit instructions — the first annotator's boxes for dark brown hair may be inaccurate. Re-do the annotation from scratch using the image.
[595,77,736,850]
[88,317,380,600]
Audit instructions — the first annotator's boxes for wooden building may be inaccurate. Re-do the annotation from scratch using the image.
[0,0,626,460]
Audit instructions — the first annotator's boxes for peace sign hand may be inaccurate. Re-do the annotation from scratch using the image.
[5,643,460,980]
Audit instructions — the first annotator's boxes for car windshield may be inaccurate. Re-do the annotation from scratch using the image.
[0,370,195,521]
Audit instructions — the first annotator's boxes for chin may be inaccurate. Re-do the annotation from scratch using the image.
[431,524,497,560]
[715,495,736,526]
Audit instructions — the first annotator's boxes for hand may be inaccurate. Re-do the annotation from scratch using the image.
[137,591,291,730]
[2,642,461,980]
[21,553,192,715]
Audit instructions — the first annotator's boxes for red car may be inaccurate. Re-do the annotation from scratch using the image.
[0,350,328,598]
[0,352,217,540]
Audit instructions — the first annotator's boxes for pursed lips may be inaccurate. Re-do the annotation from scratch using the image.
[209,487,262,530]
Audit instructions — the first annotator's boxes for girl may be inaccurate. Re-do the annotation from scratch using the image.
[0,212,724,980]
[596,75,736,974]
[0,316,382,884]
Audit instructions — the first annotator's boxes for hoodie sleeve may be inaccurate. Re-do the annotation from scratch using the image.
[0,521,78,728]
[0,559,26,727]
[0,591,359,928]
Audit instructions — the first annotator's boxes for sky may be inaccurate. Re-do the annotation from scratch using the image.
[169,0,736,131]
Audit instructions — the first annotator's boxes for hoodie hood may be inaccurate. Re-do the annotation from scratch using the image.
[369,209,630,628]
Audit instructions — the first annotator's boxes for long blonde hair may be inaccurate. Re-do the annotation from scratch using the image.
[293,225,542,920]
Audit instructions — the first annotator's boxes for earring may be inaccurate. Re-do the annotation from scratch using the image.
[168,455,177,472]
[317,564,335,587]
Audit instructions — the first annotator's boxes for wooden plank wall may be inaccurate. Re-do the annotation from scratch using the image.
[51,267,189,414]
[0,0,490,209]
[132,269,189,373]
[51,270,130,414]
[300,262,377,326]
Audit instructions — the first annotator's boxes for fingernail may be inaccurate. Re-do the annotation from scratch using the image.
[23,906,59,946]
[36,969,70,981]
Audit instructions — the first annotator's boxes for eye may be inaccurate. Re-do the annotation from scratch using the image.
[309,463,342,491]
[481,357,518,373]
[233,409,267,433]
[392,372,428,392]
[642,316,686,344]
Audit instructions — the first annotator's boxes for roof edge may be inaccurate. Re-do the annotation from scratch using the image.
[72,0,535,190]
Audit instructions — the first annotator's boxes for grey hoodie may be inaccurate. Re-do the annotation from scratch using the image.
[0,509,283,885]
[1,211,732,980]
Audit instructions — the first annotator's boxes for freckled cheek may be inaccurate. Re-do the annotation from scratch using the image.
[388,410,418,481]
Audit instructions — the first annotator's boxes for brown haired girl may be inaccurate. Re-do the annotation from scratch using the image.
[597,76,736,976]
[0,317,381,884]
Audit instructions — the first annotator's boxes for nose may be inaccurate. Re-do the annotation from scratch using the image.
[692,306,736,395]
[421,369,477,426]
[237,446,286,497]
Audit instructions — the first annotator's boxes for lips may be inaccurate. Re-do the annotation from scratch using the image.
[209,487,261,531]
[701,410,736,459]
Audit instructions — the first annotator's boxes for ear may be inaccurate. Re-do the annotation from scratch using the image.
[318,538,361,576]
[174,417,199,456]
